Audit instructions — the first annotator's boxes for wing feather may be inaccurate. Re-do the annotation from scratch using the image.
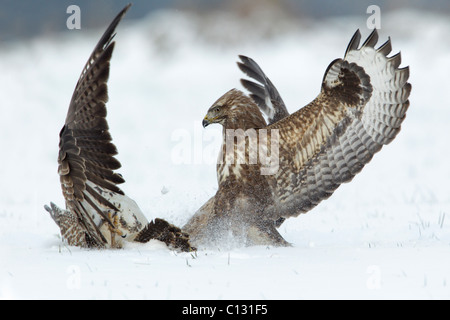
[344,29,361,56]
[376,37,392,56]
[360,29,378,48]
[238,55,290,124]
[57,4,131,246]
[264,30,411,220]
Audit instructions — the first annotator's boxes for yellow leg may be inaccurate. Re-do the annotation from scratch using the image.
[107,212,124,248]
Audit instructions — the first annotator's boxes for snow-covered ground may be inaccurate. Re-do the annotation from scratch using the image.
[1,7,450,299]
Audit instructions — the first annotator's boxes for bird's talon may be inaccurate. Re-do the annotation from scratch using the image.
[107,212,124,247]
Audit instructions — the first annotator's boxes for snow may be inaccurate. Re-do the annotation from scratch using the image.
[1,8,450,300]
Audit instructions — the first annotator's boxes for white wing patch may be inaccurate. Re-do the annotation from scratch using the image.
[345,32,410,145]
[86,181,148,244]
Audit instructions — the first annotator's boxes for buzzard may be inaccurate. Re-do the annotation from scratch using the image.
[44,5,193,251]
[183,29,411,247]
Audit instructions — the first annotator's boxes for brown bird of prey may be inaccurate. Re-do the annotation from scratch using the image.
[183,29,411,248]
[44,4,193,251]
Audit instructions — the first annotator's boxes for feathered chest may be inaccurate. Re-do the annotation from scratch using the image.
[216,132,248,185]
[216,128,274,187]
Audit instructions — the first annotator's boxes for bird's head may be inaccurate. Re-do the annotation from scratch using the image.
[202,88,266,130]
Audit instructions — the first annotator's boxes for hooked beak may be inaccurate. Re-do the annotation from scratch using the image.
[202,116,211,128]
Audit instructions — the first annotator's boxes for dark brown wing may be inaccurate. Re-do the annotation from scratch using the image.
[264,30,411,220]
[238,55,289,124]
[58,4,131,246]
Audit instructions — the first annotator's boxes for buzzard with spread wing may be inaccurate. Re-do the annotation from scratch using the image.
[183,30,411,247]
[45,5,193,251]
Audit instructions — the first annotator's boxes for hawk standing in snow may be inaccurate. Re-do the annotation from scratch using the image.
[183,29,411,247]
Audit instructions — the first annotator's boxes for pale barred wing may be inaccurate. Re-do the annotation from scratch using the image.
[265,29,411,220]
[238,55,290,124]
[58,4,131,246]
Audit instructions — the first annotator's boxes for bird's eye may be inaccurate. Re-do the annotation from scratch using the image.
[215,107,220,112]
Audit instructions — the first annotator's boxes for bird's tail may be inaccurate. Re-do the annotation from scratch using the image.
[44,202,92,247]
[134,218,195,252]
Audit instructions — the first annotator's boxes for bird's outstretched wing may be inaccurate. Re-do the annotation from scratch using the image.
[238,55,290,124]
[264,29,411,220]
[57,4,131,246]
